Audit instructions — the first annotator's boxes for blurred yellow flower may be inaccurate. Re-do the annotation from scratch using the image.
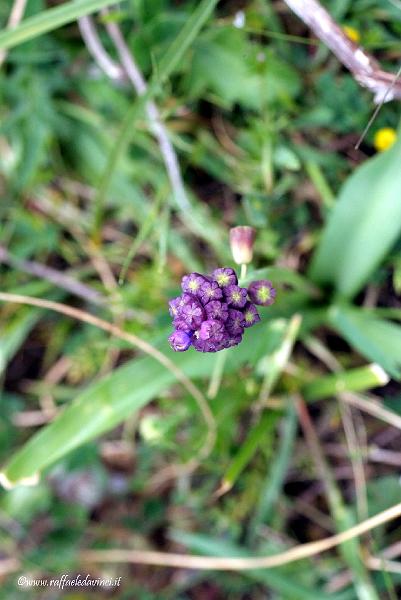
[373,128,397,152]
[343,25,360,43]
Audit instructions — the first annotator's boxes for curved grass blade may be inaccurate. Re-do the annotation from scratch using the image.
[0,324,271,487]
[0,0,118,51]
[328,305,401,380]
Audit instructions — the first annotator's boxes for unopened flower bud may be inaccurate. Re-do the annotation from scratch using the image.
[229,226,255,265]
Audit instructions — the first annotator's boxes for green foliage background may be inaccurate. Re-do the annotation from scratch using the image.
[0,1,401,598]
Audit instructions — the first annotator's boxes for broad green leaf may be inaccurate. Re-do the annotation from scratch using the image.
[0,324,271,486]
[329,305,401,380]
[309,137,401,298]
[0,0,119,51]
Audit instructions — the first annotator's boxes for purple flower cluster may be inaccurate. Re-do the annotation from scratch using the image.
[168,268,276,353]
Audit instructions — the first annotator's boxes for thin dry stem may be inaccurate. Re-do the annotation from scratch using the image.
[0,245,105,307]
[101,12,190,212]
[80,499,401,570]
[342,392,401,431]
[283,0,401,102]
[0,293,216,466]
[78,16,125,81]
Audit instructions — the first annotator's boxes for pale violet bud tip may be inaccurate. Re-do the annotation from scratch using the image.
[229,226,256,265]
[168,330,192,352]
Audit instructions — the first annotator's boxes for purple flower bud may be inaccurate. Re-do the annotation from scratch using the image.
[168,330,192,352]
[229,226,255,265]
[169,269,276,353]
[205,300,228,322]
[200,280,223,305]
[169,293,197,318]
[212,267,238,288]
[242,302,261,328]
[181,297,205,329]
[172,318,192,332]
[224,334,243,349]
[192,337,218,353]
[168,296,181,318]
[226,309,245,335]
[199,319,226,342]
[224,285,247,308]
[181,273,208,297]
[248,280,276,306]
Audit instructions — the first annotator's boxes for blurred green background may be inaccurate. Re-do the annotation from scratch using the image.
[1,0,401,598]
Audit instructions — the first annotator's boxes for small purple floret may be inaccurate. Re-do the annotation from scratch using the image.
[192,337,218,353]
[243,302,261,328]
[200,280,223,304]
[181,272,207,297]
[226,309,245,335]
[205,300,228,322]
[224,334,243,349]
[181,297,205,329]
[212,267,238,288]
[199,319,226,342]
[248,280,276,306]
[172,318,192,332]
[168,330,192,352]
[224,285,247,308]
[169,268,275,353]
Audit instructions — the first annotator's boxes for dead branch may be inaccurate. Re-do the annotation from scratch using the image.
[284,0,401,102]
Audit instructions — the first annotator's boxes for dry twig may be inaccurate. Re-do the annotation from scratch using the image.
[81,499,401,570]
[0,293,216,480]
[284,0,401,102]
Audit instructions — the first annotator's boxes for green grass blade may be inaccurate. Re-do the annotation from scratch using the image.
[0,323,271,486]
[309,137,401,298]
[249,402,297,537]
[170,530,350,600]
[303,364,390,401]
[0,0,119,51]
[328,306,401,380]
[0,309,40,376]
[218,315,301,494]
[157,0,219,85]
[219,412,279,494]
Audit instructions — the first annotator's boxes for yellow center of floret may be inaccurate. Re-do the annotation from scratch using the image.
[232,291,241,302]
[257,286,270,302]
[189,280,200,291]
[217,273,229,285]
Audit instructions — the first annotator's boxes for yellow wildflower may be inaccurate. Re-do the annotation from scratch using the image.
[373,128,397,152]
[343,25,360,43]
